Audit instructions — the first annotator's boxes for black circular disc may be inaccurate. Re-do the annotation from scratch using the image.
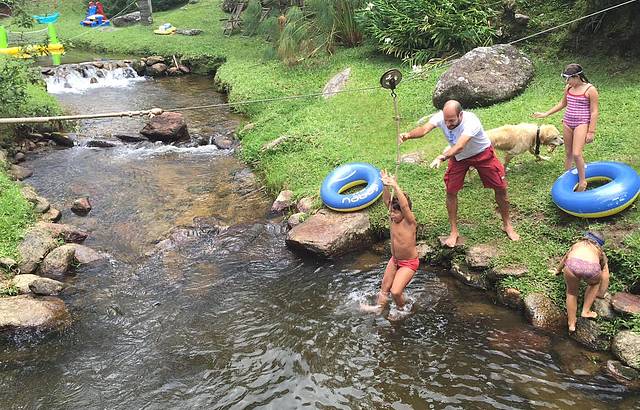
[380,69,402,90]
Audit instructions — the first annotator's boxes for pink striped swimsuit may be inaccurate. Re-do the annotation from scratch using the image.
[563,85,592,129]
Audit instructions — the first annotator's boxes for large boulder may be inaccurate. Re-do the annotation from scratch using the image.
[612,330,640,370]
[523,293,566,331]
[12,274,63,295]
[285,209,374,257]
[9,164,32,180]
[40,244,76,276]
[111,11,141,27]
[569,317,611,351]
[432,44,534,109]
[140,112,190,143]
[0,295,70,334]
[17,228,58,274]
[66,244,105,264]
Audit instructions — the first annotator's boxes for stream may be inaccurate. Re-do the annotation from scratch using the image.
[0,61,638,409]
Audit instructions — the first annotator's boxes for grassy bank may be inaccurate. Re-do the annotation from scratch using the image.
[16,2,640,306]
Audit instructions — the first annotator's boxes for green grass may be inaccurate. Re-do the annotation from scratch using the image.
[8,1,640,305]
[0,167,35,261]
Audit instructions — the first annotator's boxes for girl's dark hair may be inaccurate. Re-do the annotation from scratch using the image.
[563,63,590,83]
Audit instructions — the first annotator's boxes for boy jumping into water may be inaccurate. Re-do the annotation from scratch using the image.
[361,170,418,316]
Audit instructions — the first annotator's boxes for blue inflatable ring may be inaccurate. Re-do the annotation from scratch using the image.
[321,162,384,212]
[551,161,640,218]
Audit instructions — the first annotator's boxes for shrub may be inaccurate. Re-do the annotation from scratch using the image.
[357,0,498,65]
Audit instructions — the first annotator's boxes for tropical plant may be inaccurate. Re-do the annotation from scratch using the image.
[357,0,499,65]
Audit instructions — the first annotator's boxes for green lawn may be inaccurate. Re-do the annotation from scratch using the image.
[6,0,639,303]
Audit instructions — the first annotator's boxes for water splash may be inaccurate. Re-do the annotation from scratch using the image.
[46,63,145,94]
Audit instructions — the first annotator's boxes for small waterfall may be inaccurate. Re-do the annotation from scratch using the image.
[45,61,145,94]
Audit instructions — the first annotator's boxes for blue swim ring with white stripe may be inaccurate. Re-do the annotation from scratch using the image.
[551,161,640,218]
[321,162,384,212]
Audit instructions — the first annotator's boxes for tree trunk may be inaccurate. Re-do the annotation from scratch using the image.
[138,0,153,25]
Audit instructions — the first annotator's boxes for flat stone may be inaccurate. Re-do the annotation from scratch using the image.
[145,56,165,66]
[322,67,351,99]
[523,292,566,331]
[570,317,611,351]
[286,209,374,258]
[41,208,62,222]
[0,295,70,334]
[497,287,524,310]
[612,292,640,315]
[9,164,32,180]
[35,222,88,243]
[261,135,288,151]
[465,243,498,269]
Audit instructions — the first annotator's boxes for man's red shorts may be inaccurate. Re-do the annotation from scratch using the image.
[444,146,507,194]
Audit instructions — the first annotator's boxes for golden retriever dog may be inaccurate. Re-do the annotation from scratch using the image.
[486,123,563,167]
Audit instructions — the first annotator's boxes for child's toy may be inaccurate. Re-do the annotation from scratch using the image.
[80,1,110,27]
[320,162,383,212]
[154,23,177,35]
[0,14,64,58]
[551,161,640,218]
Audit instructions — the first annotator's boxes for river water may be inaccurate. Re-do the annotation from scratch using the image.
[1,67,638,409]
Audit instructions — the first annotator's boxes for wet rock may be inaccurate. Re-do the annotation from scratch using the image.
[323,67,351,99]
[140,112,190,143]
[232,168,260,195]
[0,258,17,271]
[29,277,64,296]
[178,65,191,74]
[554,338,605,376]
[296,197,315,213]
[9,164,33,180]
[145,56,166,66]
[606,360,640,389]
[86,140,117,148]
[176,28,202,36]
[131,60,146,76]
[432,44,534,109]
[20,185,38,203]
[465,243,498,269]
[17,228,58,274]
[40,245,76,276]
[523,293,565,331]
[71,197,92,215]
[287,212,305,228]
[450,261,489,290]
[497,287,524,310]
[261,135,288,151]
[115,134,148,143]
[570,317,611,351]
[49,132,75,147]
[286,209,374,257]
[593,295,615,320]
[212,134,236,150]
[271,190,294,213]
[0,295,70,334]
[147,63,168,76]
[400,151,423,164]
[13,152,25,162]
[34,196,50,214]
[66,244,105,264]
[41,208,62,223]
[35,222,88,243]
[612,331,640,370]
[167,67,182,76]
[612,292,640,315]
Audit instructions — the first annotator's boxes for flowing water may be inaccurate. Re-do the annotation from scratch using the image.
[1,64,638,409]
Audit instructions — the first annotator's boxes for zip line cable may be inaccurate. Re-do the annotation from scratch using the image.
[1,0,637,125]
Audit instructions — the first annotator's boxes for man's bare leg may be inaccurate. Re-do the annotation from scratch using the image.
[495,188,520,241]
[444,191,460,247]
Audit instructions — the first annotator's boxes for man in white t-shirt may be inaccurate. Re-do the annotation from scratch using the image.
[399,100,519,247]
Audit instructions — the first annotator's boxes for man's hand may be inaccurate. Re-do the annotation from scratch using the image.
[430,154,447,169]
[398,132,409,144]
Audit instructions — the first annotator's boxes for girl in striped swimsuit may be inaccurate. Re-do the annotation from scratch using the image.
[534,64,599,191]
